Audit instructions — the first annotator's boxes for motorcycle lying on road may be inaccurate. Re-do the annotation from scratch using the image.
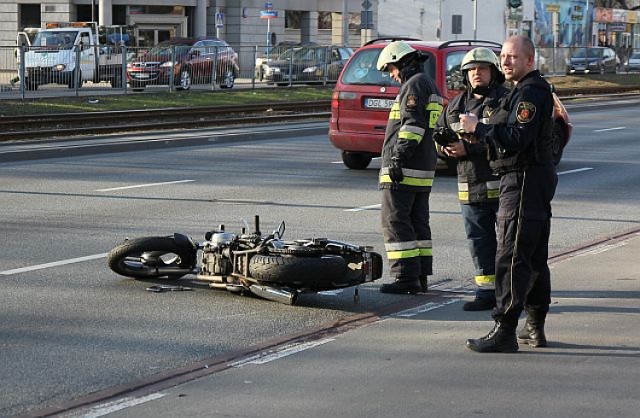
[107,216,383,305]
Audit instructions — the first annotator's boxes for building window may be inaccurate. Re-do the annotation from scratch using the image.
[19,4,41,29]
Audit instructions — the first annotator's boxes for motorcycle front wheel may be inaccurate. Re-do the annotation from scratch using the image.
[249,254,347,284]
[107,237,196,280]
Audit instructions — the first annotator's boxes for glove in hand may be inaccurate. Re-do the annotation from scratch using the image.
[388,158,404,182]
[432,127,459,147]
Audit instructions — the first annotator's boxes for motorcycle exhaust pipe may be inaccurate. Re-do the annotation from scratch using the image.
[249,284,298,305]
[155,267,196,276]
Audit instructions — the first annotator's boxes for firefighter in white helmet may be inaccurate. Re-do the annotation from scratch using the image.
[376,41,444,294]
[433,47,508,310]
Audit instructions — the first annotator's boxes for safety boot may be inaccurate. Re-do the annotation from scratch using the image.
[419,276,428,293]
[517,311,547,347]
[465,318,519,353]
[380,278,421,294]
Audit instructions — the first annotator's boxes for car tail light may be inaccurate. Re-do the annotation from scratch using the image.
[331,91,357,110]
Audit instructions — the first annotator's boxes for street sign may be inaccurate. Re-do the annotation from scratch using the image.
[546,4,561,13]
[215,12,224,28]
[265,2,273,10]
[260,10,278,19]
[362,0,372,10]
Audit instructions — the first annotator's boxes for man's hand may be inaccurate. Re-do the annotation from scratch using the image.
[459,113,479,134]
[444,140,467,158]
[388,158,404,182]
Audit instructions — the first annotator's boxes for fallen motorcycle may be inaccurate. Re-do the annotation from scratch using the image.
[107,215,383,305]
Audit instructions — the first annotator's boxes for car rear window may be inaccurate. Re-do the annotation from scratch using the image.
[340,48,435,86]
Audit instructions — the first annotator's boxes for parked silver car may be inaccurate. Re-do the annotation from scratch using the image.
[625,51,640,72]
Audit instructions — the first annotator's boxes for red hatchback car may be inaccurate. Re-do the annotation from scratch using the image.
[127,37,239,91]
[329,38,572,170]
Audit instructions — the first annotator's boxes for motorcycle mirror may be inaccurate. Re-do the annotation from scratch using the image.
[273,221,286,239]
[241,218,251,233]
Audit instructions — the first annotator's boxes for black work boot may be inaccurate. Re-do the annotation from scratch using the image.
[517,311,548,347]
[380,278,421,294]
[419,276,428,293]
[463,297,496,311]
[466,318,519,353]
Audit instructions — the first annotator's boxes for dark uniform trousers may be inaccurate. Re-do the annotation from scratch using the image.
[495,164,557,321]
[381,188,432,280]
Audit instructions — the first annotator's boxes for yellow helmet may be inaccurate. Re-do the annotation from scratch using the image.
[461,47,501,71]
[376,41,417,71]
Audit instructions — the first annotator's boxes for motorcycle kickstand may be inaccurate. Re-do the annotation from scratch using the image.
[353,286,360,304]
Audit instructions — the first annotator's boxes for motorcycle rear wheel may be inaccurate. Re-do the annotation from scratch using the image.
[249,254,347,284]
[107,236,196,280]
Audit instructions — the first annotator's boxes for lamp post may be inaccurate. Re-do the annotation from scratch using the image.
[473,0,477,40]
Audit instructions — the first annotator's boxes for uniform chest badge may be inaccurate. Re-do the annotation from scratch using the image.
[406,94,418,111]
[516,101,536,123]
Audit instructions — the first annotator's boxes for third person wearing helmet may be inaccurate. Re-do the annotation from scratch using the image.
[376,41,444,294]
[433,47,509,310]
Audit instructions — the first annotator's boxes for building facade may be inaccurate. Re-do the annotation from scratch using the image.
[0,0,379,48]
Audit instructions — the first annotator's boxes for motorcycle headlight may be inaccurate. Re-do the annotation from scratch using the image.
[160,61,173,67]
[53,64,66,72]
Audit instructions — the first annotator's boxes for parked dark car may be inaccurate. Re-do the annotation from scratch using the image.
[566,47,619,74]
[263,45,353,85]
[127,37,239,91]
[255,41,315,80]
[329,38,573,171]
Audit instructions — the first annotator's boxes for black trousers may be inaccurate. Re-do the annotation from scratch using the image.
[494,165,557,321]
[381,188,432,281]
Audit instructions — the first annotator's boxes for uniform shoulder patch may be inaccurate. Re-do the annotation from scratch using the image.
[405,94,418,111]
[516,101,536,123]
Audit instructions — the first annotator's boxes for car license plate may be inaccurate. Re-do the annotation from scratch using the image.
[364,98,394,109]
[575,66,585,71]
[135,73,150,79]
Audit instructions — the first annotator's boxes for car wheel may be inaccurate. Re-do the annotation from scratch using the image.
[177,68,191,90]
[551,121,565,166]
[342,152,372,170]
[219,70,235,89]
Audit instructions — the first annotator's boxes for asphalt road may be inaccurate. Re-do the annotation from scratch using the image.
[1,102,639,416]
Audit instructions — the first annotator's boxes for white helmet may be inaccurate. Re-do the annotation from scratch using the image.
[376,41,417,71]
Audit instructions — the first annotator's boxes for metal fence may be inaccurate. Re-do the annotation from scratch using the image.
[535,46,640,76]
[0,44,345,100]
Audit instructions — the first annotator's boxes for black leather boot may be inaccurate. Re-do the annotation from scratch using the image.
[517,311,547,347]
[380,278,421,294]
[466,318,519,353]
[419,276,428,293]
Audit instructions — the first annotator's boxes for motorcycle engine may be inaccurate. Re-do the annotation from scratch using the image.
[200,232,236,277]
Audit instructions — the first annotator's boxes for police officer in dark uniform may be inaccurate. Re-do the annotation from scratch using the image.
[434,47,509,311]
[460,35,558,352]
[376,41,444,294]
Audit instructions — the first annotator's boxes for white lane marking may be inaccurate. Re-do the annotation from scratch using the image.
[0,253,108,275]
[393,299,460,318]
[95,179,195,192]
[64,393,166,418]
[230,338,335,368]
[345,203,381,212]
[557,167,593,176]
[594,127,625,132]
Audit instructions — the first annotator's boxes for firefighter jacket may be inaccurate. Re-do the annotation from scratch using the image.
[379,72,444,192]
[435,85,509,204]
[474,70,554,175]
